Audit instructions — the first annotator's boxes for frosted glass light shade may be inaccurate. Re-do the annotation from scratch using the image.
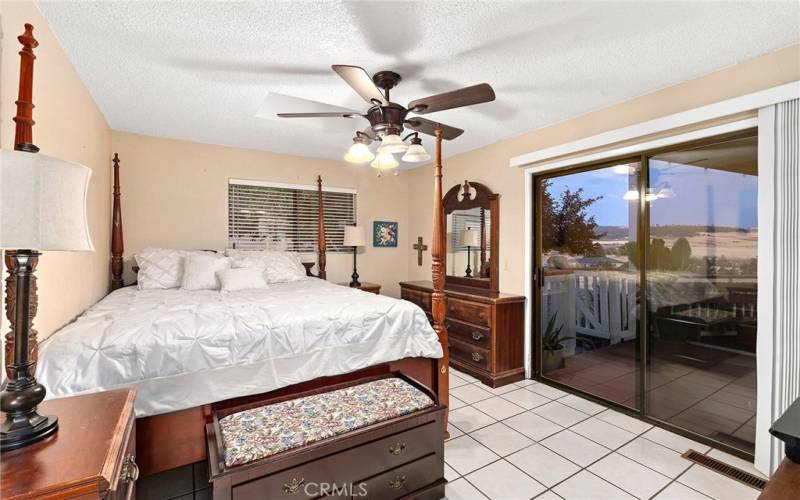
[459,228,480,247]
[370,152,399,170]
[401,143,430,162]
[343,226,367,247]
[0,149,94,251]
[377,133,407,154]
[344,142,374,163]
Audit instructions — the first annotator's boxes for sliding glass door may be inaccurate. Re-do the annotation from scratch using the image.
[536,161,641,409]
[534,131,758,456]
[645,135,758,454]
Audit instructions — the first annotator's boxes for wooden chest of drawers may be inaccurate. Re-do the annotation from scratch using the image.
[207,376,446,500]
[400,280,525,387]
[1,389,138,499]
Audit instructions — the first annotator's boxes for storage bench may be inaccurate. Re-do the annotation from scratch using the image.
[206,374,446,499]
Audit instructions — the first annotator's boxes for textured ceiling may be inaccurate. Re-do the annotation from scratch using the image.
[36,1,799,168]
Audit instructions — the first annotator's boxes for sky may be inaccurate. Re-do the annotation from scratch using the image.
[546,161,758,229]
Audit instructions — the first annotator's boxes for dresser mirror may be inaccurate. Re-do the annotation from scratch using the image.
[443,180,499,294]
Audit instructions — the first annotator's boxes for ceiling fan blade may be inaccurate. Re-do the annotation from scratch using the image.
[332,65,388,105]
[277,112,362,118]
[405,117,464,140]
[408,83,495,114]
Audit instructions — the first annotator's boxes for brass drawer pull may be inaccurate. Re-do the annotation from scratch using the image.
[472,352,483,362]
[471,331,484,341]
[121,455,139,500]
[389,475,407,490]
[389,442,406,455]
[282,477,305,495]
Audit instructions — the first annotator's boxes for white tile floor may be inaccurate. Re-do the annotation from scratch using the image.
[443,369,765,500]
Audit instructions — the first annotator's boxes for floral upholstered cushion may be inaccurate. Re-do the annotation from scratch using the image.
[218,378,434,467]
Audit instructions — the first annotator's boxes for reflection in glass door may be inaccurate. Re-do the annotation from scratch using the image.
[537,162,641,409]
[645,135,758,454]
[534,132,759,457]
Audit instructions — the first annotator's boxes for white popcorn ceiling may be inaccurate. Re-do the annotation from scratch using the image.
[35,1,800,169]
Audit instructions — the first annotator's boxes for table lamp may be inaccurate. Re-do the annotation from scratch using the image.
[343,226,366,287]
[458,228,480,278]
[0,24,94,451]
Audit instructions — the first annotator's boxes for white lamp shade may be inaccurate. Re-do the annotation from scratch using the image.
[0,149,94,251]
[401,143,430,163]
[459,228,480,247]
[370,151,399,170]
[343,225,367,247]
[344,142,374,163]
[377,133,408,154]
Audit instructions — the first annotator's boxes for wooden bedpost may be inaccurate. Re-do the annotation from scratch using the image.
[5,24,41,377]
[431,125,449,433]
[111,153,124,290]
[316,175,327,280]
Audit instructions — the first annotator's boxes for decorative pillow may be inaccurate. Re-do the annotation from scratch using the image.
[217,268,269,292]
[226,250,306,283]
[135,248,199,290]
[181,254,231,291]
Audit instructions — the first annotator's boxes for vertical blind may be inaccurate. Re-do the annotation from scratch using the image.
[228,180,356,253]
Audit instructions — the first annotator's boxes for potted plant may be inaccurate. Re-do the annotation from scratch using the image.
[542,312,594,372]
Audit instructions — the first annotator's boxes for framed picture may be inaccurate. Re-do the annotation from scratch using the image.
[373,221,398,247]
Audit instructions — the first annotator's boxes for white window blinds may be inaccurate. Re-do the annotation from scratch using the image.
[449,208,490,251]
[228,180,356,253]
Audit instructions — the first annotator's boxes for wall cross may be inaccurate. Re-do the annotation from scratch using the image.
[413,236,428,266]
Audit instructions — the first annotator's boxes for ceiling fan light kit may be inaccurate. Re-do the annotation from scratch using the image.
[377,133,408,154]
[281,64,495,172]
[370,151,399,170]
[402,136,431,163]
[344,141,374,164]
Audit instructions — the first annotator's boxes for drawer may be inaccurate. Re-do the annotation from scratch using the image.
[401,288,431,313]
[450,338,491,371]
[109,410,138,500]
[231,422,439,499]
[446,318,491,348]
[358,453,443,500]
[447,297,491,327]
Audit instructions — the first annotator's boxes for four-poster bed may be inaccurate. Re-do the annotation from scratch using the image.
[85,127,452,476]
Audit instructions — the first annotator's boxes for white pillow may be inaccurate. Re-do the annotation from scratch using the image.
[217,268,269,292]
[136,248,201,290]
[181,254,231,291]
[227,250,307,283]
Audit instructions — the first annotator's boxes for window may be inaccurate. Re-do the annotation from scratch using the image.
[228,179,356,253]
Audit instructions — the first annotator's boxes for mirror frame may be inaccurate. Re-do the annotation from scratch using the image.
[443,180,499,295]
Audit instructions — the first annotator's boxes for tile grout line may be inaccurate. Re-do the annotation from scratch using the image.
[449,372,744,500]
[448,376,707,499]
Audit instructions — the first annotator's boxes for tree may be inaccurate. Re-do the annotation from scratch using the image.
[670,237,692,270]
[541,180,605,255]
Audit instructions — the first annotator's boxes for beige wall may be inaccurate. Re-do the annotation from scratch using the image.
[110,132,410,297]
[1,1,112,342]
[407,44,800,296]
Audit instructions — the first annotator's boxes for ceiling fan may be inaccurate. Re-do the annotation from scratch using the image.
[277,65,495,169]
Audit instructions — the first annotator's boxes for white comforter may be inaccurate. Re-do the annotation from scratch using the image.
[37,279,442,417]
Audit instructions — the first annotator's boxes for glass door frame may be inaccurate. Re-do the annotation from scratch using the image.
[531,128,758,461]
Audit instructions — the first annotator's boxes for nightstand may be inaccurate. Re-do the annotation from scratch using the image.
[339,281,382,294]
[1,388,137,499]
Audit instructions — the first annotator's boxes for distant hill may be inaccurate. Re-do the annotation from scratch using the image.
[595,225,756,240]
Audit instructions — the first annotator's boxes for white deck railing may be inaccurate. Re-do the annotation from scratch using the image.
[542,271,638,355]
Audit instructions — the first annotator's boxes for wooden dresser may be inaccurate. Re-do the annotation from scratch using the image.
[337,281,382,294]
[1,388,137,499]
[400,280,525,387]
